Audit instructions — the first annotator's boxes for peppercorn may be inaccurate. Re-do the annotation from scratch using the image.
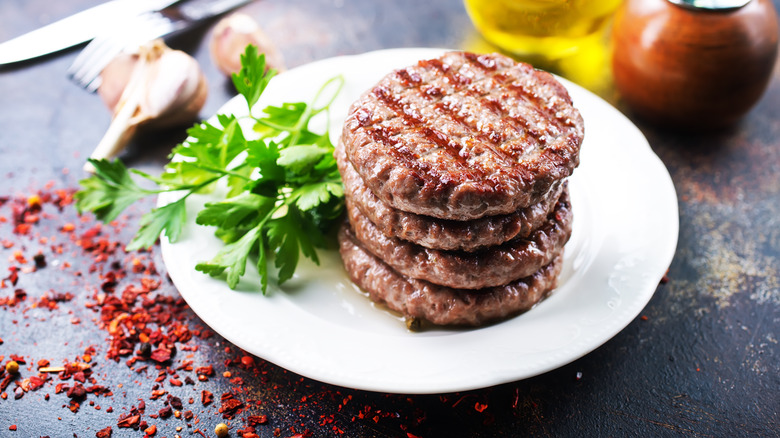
[215,422,229,437]
[139,342,152,357]
[5,361,19,375]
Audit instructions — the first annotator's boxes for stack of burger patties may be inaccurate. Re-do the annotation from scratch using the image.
[336,51,584,327]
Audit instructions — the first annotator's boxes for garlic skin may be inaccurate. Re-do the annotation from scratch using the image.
[86,40,208,172]
[141,47,208,128]
[209,13,285,76]
[98,52,139,111]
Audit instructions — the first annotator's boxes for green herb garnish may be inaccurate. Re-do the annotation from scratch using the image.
[75,45,345,293]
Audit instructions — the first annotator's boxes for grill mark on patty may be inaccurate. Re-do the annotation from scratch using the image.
[432,98,509,159]
[484,96,548,154]
[418,57,472,88]
[372,85,484,180]
[395,68,422,87]
[379,70,530,176]
[462,52,499,72]
[362,123,436,179]
[491,72,568,139]
[479,74,553,151]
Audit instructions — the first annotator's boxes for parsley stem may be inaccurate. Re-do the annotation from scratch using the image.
[287,75,345,147]
[252,118,293,132]
[186,163,252,180]
[310,75,345,115]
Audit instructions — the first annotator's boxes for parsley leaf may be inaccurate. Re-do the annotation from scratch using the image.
[127,197,188,251]
[75,159,151,222]
[232,45,276,112]
[195,225,262,289]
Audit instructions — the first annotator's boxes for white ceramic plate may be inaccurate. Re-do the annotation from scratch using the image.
[159,48,679,394]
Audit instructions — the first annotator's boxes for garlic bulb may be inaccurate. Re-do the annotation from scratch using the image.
[209,13,285,76]
[86,40,208,172]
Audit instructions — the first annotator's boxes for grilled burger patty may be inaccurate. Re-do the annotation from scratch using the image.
[341,51,584,220]
[339,223,564,327]
[345,186,572,289]
[337,141,564,251]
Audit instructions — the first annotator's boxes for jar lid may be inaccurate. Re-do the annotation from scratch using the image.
[666,0,751,11]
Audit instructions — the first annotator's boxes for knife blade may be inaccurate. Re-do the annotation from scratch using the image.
[0,0,183,66]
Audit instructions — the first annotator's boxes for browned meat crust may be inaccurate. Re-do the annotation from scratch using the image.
[345,186,572,289]
[336,140,564,251]
[339,222,564,326]
[341,51,584,220]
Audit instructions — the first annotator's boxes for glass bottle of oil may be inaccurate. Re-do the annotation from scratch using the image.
[464,0,623,60]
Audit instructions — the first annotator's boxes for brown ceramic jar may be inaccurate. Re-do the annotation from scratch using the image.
[612,0,779,129]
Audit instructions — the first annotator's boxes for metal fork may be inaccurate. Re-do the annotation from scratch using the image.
[67,11,184,92]
[67,0,253,93]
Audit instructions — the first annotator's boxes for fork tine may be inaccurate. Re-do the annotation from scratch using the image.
[70,34,128,90]
[67,11,176,92]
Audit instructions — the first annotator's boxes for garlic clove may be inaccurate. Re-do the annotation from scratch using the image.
[98,51,139,112]
[209,13,285,76]
[138,48,208,128]
[85,40,208,172]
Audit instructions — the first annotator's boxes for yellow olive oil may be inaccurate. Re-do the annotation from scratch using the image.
[464,0,623,60]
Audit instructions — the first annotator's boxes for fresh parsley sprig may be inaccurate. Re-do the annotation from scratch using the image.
[75,45,345,293]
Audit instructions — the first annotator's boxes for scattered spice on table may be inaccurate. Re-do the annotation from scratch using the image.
[0,183,512,437]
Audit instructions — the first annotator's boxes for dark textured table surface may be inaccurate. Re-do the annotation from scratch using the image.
[1,0,778,436]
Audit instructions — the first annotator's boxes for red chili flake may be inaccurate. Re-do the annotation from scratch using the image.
[117,414,141,429]
[169,396,183,410]
[158,406,173,419]
[240,356,255,367]
[640,315,649,321]
[66,383,87,400]
[2,267,20,287]
[28,375,46,391]
[474,402,488,412]
[219,397,244,419]
[201,390,214,406]
[169,378,182,387]
[196,364,213,376]
[95,426,112,438]
[144,424,157,436]
[247,415,268,426]
[8,425,17,431]
[149,347,172,363]
[237,426,259,437]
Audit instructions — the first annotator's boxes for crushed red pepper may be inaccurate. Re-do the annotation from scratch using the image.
[0,185,510,437]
